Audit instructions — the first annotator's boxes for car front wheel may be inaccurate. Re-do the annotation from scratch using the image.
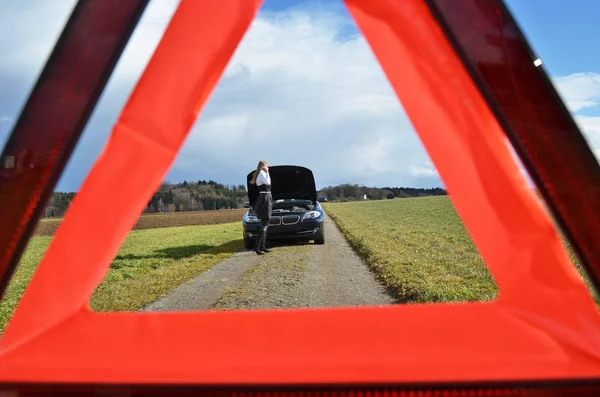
[243,235,254,250]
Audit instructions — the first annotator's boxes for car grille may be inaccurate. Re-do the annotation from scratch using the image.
[269,215,301,226]
[282,215,300,225]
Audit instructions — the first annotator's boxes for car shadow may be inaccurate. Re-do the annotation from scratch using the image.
[115,239,243,261]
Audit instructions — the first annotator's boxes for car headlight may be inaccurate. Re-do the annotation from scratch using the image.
[244,214,261,223]
[303,211,321,220]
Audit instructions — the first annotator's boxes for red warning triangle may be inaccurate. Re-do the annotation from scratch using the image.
[1,0,599,386]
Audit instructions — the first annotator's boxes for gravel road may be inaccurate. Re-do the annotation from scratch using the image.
[142,213,395,312]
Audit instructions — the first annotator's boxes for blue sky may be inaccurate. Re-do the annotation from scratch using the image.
[506,0,600,119]
[0,0,598,192]
[506,0,600,76]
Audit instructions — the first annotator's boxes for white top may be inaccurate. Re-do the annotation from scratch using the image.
[256,169,271,186]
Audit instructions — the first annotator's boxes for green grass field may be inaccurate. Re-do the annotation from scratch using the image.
[2,196,596,334]
[0,220,244,334]
[323,196,596,303]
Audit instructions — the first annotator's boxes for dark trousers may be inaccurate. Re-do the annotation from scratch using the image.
[254,218,269,250]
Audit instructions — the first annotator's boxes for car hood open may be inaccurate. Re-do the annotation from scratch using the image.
[246,165,317,206]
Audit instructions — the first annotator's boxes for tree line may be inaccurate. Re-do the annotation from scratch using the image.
[145,180,247,213]
[42,180,447,218]
[44,192,77,218]
[317,184,446,201]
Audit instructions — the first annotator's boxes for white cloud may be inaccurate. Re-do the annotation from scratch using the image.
[574,115,600,159]
[553,72,600,113]
[0,0,181,177]
[551,73,600,163]
[502,73,600,186]
[410,161,437,177]
[174,7,436,188]
[0,115,11,150]
[0,0,178,81]
[0,1,77,75]
[3,0,435,190]
[3,1,599,191]
[106,0,179,89]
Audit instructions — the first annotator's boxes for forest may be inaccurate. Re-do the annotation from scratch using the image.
[43,180,447,218]
[318,184,446,201]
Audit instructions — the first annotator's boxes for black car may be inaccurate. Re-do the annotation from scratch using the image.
[242,165,325,249]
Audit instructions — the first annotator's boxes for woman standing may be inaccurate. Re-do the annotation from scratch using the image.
[249,160,272,255]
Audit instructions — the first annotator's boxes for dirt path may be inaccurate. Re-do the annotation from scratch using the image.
[142,213,395,311]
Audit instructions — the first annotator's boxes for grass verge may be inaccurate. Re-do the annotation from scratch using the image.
[324,196,598,304]
[324,197,497,303]
[0,222,243,333]
[0,236,52,334]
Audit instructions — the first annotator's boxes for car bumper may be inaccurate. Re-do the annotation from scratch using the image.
[243,221,323,240]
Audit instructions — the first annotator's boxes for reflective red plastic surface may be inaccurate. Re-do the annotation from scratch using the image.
[0,0,598,394]
[0,0,149,300]
[426,0,600,293]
